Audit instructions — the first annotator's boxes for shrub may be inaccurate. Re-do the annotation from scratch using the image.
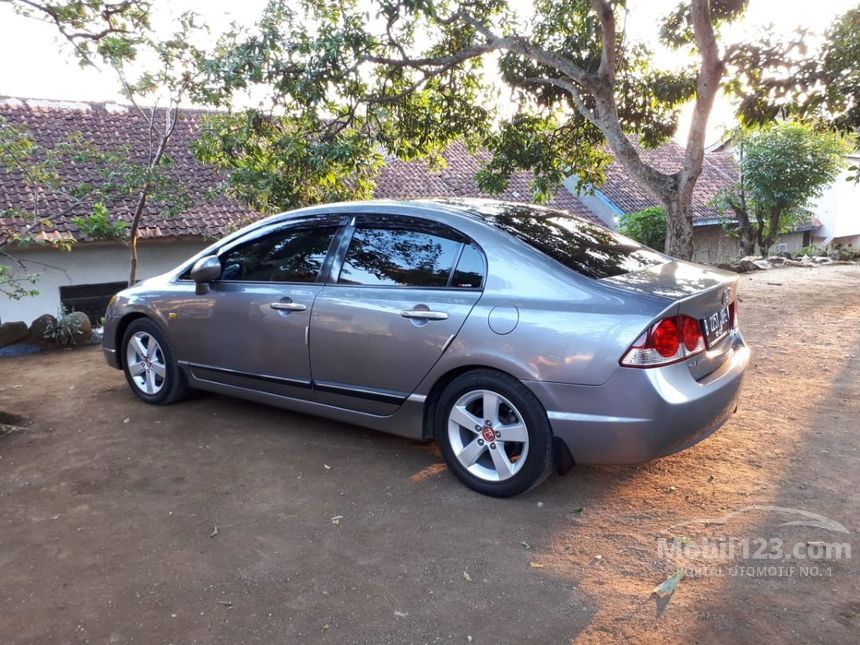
[618,206,666,251]
[43,308,83,346]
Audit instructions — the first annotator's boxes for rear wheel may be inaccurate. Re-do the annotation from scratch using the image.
[121,318,188,405]
[435,370,553,497]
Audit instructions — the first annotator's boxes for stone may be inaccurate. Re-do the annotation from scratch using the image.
[738,259,762,273]
[751,259,772,270]
[26,314,57,346]
[0,321,28,348]
[67,311,93,345]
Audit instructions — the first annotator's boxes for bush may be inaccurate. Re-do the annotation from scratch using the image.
[795,245,828,258]
[617,207,666,251]
[43,308,83,346]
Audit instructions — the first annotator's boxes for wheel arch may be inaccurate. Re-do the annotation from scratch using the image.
[421,364,534,441]
[113,312,155,369]
[419,364,574,475]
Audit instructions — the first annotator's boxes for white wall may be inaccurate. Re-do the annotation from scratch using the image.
[0,240,207,325]
[811,160,860,245]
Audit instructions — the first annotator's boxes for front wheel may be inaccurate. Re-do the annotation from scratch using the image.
[121,318,189,405]
[435,370,553,497]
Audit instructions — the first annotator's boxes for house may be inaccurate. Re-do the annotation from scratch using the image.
[569,140,820,263]
[809,153,860,249]
[0,97,256,325]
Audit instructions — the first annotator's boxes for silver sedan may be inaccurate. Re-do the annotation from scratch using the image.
[103,199,749,497]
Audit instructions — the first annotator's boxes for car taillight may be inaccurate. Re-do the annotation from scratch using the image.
[620,315,706,368]
[729,301,738,329]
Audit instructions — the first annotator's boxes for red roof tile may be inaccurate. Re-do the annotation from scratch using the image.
[374,141,604,225]
[0,98,257,245]
[595,139,739,222]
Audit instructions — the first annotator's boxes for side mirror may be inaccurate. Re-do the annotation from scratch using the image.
[190,256,221,295]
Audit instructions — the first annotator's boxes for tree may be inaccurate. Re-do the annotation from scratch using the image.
[106,14,202,284]
[715,122,852,255]
[191,0,790,260]
[4,1,204,286]
[617,207,666,251]
[732,5,860,137]
[1,0,150,66]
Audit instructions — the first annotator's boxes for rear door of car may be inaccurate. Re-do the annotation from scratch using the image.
[309,213,486,414]
[174,216,346,397]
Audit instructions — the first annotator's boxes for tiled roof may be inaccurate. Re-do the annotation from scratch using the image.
[0,97,257,245]
[595,139,739,223]
[373,141,606,225]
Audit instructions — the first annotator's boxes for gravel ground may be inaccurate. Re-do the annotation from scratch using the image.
[0,264,858,644]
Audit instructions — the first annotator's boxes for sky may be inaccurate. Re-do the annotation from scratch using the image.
[0,0,855,146]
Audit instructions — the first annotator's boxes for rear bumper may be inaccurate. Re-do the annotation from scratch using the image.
[526,332,749,465]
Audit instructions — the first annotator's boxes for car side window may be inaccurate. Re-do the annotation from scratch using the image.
[219,226,338,283]
[338,226,463,288]
[451,243,485,288]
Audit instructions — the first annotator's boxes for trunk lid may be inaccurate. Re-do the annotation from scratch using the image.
[602,260,740,380]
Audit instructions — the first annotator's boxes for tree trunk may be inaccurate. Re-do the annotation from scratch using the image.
[127,188,148,286]
[754,210,766,256]
[760,208,781,256]
[733,205,754,256]
[662,196,695,260]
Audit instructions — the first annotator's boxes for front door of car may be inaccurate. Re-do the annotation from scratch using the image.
[309,215,486,414]
[174,218,344,398]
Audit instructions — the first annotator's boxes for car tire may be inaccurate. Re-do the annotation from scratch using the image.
[121,318,189,405]
[435,369,554,497]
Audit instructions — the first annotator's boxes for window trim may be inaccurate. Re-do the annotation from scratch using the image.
[327,214,487,291]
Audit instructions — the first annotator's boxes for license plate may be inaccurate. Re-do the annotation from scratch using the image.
[702,306,730,347]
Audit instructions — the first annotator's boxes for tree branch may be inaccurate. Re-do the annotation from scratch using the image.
[680,0,724,193]
[590,0,617,85]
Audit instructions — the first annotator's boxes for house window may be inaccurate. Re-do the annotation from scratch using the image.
[59,282,128,326]
[772,243,788,254]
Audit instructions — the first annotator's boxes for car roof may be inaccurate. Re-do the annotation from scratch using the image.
[265,197,598,232]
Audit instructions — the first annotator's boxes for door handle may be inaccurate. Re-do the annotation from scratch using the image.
[270,301,307,312]
[400,309,448,321]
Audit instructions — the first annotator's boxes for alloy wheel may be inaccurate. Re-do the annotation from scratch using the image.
[125,331,166,395]
[447,389,530,482]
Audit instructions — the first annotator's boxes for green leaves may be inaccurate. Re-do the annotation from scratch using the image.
[618,207,666,251]
[742,122,852,218]
[72,202,128,241]
[5,0,151,66]
[192,111,383,214]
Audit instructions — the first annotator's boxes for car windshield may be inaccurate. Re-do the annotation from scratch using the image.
[436,200,668,280]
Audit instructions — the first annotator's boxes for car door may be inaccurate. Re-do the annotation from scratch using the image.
[309,213,486,414]
[174,217,344,398]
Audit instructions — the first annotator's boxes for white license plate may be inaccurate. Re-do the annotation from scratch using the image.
[703,306,730,347]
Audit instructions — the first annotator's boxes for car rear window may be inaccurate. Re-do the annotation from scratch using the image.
[439,200,668,280]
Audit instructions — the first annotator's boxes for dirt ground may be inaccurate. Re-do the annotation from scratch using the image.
[1,265,858,644]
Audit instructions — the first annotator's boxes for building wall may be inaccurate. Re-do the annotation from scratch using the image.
[0,239,207,325]
[692,225,740,264]
[810,160,860,245]
[692,225,806,265]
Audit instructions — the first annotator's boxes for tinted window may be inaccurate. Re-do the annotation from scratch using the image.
[220,226,337,282]
[451,243,485,288]
[339,227,462,287]
[435,200,667,280]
